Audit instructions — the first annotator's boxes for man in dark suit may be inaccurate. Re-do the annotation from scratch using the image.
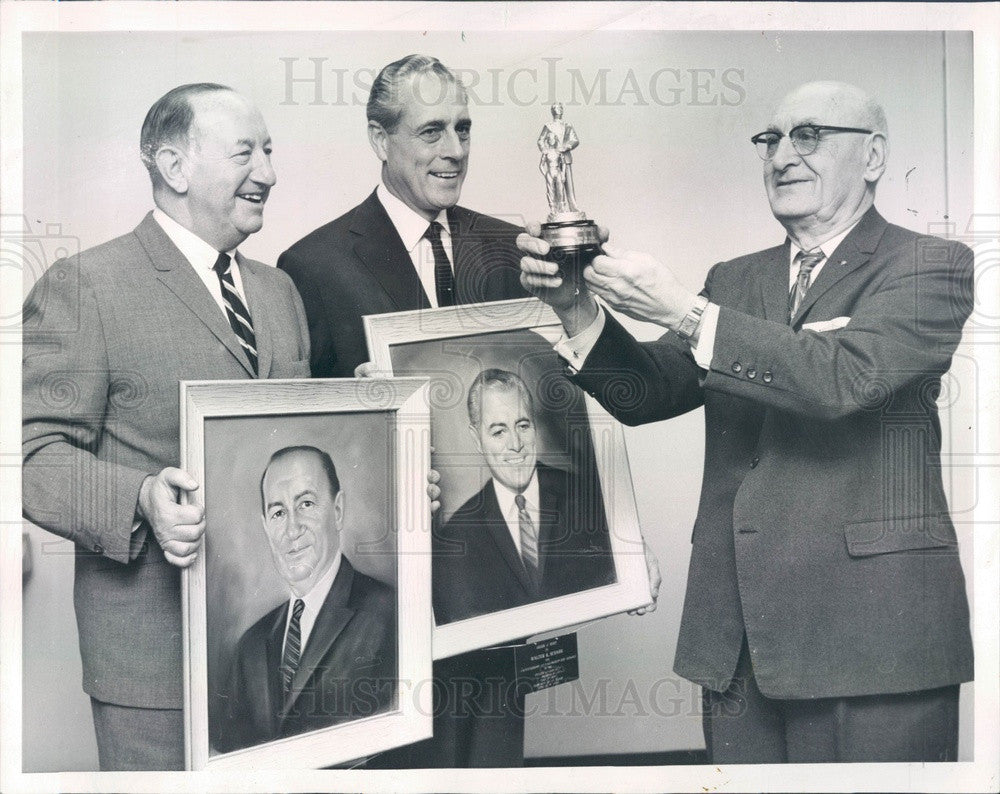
[277,55,530,767]
[213,446,396,752]
[518,81,974,763]
[277,53,526,379]
[21,84,310,770]
[435,369,615,625]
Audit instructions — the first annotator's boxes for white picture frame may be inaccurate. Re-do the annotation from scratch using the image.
[365,297,651,659]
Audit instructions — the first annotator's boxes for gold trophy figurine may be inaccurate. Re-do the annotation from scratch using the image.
[537,103,601,285]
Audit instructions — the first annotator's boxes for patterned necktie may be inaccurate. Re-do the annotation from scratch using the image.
[514,493,539,588]
[213,252,258,375]
[424,221,456,308]
[281,598,305,697]
[789,250,825,321]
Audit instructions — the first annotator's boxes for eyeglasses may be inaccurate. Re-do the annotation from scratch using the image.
[750,124,873,160]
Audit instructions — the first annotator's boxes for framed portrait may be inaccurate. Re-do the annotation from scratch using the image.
[180,378,432,770]
[365,297,651,659]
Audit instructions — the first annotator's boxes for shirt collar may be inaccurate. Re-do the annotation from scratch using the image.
[294,549,342,610]
[788,219,860,266]
[376,183,449,253]
[492,469,540,518]
[152,207,238,270]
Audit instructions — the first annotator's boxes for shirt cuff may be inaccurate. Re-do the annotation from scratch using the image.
[691,302,720,370]
[554,306,607,373]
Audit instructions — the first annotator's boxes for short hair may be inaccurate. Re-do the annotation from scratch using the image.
[259,445,341,514]
[367,54,465,133]
[862,97,888,138]
[467,368,535,427]
[139,82,233,184]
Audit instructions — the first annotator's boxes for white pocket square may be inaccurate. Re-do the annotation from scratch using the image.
[803,316,851,332]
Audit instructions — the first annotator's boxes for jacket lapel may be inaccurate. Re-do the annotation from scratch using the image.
[535,472,561,584]
[280,559,357,719]
[759,241,793,323]
[792,206,886,325]
[483,481,537,595]
[264,603,288,735]
[350,190,431,311]
[448,206,483,304]
[237,253,271,378]
[134,212,255,377]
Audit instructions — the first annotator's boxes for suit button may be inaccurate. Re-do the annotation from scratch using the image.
[746,368,757,379]
[731,361,742,374]
[762,371,773,383]
[93,542,103,554]
[750,456,759,468]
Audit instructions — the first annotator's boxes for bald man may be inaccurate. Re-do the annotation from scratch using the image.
[518,81,974,763]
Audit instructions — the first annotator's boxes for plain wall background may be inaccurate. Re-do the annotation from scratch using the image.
[20,29,975,770]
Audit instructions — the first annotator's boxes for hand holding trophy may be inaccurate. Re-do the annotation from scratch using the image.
[537,103,601,289]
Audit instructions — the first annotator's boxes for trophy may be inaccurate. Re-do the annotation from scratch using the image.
[537,103,601,287]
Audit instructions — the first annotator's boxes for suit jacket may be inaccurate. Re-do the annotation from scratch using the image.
[574,207,975,699]
[433,464,616,625]
[212,558,396,752]
[22,212,311,709]
[277,189,527,377]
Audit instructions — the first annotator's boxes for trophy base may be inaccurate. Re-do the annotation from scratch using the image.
[540,218,601,253]
[540,219,601,291]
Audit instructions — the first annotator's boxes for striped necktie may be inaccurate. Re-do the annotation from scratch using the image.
[424,221,456,307]
[789,250,825,321]
[213,253,258,375]
[514,493,539,589]
[281,598,305,698]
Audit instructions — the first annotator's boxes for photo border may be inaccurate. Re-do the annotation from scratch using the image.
[1,3,996,793]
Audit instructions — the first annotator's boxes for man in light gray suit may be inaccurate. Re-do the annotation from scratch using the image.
[22,83,310,770]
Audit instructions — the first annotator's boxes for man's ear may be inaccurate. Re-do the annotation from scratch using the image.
[154,145,188,194]
[332,489,345,533]
[863,132,888,184]
[368,121,389,163]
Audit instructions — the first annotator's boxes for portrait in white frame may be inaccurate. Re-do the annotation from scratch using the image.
[365,297,652,660]
[180,377,432,770]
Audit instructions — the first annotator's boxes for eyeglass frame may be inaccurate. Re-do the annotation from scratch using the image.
[750,124,874,160]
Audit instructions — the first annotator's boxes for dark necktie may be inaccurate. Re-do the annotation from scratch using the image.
[514,493,539,588]
[424,220,456,308]
[789,250,825,321]
[213,252,258,375]
[280,598,305,697]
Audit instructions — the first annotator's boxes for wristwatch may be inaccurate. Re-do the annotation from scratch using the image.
[676,295,709,341]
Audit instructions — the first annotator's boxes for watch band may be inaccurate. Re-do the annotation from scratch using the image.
[676,296,709,340]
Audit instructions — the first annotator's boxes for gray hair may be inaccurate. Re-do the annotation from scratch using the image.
[367,54,465,133]
[467,368,535,427]
[139,82,233,185]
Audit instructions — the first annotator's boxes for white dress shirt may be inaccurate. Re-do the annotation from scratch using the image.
[151,208,249,312]
[556,220,861,371]
[376,184,455,308]
[281,550,342,659]
[491,472,541,558]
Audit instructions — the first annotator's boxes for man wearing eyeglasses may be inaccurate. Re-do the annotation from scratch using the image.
[517,81,974,763]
